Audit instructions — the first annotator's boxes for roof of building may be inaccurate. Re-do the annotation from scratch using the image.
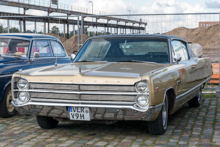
[0,33,58,40]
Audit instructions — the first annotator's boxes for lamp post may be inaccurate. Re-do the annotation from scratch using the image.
[128,10,131,19]
[128,10,131,14]
[89,0,94,31]
[89,1,93,15]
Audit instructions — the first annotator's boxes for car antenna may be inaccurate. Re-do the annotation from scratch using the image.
[79,67,81,73]
[55,18,61,67]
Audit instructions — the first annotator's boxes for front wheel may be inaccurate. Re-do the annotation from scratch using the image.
[0,86,16,118]
[188,87,202,107]
[148,95,168,135]
[36,116,59,129]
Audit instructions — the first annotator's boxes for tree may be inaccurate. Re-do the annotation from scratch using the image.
[9,27,19,33]
[26,30,33,33]
[0,25,4,33]
[51,26,59,34]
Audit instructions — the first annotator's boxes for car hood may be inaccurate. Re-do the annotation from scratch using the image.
[18,62,168,78]
[0,55,23,64]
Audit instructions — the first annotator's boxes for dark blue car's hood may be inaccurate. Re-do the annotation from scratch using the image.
[0,55,23,64]
[0,55,29,75]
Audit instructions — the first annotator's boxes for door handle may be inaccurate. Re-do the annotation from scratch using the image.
[191,65,196,69]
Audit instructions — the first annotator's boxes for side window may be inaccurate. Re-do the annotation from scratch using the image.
[171,40,189,61]
[31,40,53,57]
[50,41,66,57]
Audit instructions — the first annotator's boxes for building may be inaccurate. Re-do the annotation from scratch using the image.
[199,22,219,28]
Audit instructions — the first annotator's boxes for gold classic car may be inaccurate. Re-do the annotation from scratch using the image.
[12,35,212,135]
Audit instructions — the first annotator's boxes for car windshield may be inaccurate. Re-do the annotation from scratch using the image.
[74,37,170,63]
[0,38,30,57]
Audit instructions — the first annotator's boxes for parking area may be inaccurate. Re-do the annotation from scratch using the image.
[0,97,219,147]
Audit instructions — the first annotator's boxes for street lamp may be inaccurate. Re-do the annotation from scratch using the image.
[128,10,131,14]
[89,1,93,15]
[128,10,131,20]
[89,1,94,29]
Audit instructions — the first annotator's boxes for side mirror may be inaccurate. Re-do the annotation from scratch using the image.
[174,54,182,63]
[33,52,40,59]
[71,53,76,61]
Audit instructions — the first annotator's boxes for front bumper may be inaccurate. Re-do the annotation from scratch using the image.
[12,102,163,121]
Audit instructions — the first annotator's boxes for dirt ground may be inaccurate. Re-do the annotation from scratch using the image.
[164,25,219,62]
[47,25,220,62]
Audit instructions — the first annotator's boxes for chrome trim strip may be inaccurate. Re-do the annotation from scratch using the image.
[176,75,212,99]
[29,81,135,86]
[14,89,148,96]
[0,74,12,77]
[12,101,163,112]
[31,98,135,105]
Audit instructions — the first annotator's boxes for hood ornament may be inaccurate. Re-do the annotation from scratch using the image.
[79,67,81,73]
[120,66,132,70]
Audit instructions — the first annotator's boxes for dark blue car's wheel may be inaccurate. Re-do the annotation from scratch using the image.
[0,86,16,118]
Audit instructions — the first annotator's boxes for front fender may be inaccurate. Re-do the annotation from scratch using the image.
[0,75,12,101]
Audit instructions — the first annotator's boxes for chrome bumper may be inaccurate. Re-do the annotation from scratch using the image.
[12,102,163,121]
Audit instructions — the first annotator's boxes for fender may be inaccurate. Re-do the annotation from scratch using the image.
[0,79,11,101]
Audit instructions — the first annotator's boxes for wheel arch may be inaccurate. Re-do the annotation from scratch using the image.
[164,87,176,115]
[0,81,11,101]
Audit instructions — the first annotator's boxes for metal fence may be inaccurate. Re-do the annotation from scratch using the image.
[0,13,220,90]
[0,13,219,51]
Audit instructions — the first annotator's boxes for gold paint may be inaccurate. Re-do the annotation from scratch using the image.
[12,57,212,109]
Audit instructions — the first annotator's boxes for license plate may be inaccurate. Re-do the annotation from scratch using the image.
[69,107,90,121]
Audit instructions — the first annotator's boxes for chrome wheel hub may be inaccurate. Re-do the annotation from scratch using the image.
[162,102,167,129]
[6,90,14,113]
[198,90,201,103]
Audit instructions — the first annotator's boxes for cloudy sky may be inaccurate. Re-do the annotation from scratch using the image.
[1,0,220,34]
[68,0,219,14]
[1,0,220,15]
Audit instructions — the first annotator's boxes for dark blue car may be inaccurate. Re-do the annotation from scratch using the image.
[0,33,72,118]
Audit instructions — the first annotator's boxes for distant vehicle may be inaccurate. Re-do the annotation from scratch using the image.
[0,33,72,118]
[12,34,212,135]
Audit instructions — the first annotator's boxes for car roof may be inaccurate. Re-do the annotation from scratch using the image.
[90,34,186,41]
[0,33,58,40]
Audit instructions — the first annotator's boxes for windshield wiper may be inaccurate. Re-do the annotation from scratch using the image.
[115,60,146,63]
[115,60,157,64]
[76,60,107,62]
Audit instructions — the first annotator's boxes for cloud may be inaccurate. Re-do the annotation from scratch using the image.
[139,0,206,14]
[205,1,220,9]
[27,10,47,16]
[70,0,206,15]
[70,0,137,14]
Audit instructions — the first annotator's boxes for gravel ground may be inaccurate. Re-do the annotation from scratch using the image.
[0,97,220,147]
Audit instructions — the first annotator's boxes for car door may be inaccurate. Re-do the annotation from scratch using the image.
[171,40,198,96]
[50,40,71,64]
[30,40,56,68]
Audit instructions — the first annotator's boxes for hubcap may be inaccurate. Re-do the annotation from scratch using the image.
[6,90,14,113]
[197,90,201,103]
[162,100,167,129]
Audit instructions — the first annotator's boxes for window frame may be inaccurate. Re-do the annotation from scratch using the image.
[171,39,190,63]
[50,40,67,57]
[29,39,54,58]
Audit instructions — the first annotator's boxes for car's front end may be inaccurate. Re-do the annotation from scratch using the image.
[0,36,30,118]
[12,35,174,135]
[12,63,164,122]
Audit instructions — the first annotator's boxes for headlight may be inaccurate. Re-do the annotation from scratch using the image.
[136,95,149,108]
[17,79,29,89]
[135,81,148,93]
[17,92,30,103]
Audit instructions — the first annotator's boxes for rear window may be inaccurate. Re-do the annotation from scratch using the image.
[0,38,30,56]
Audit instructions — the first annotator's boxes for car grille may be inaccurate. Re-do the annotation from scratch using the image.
[29,83,136,103]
